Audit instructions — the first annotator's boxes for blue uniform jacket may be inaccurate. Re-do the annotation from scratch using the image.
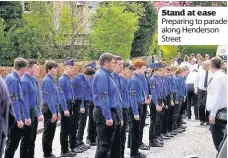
[5,71,26,121]
[71,73,86,107]
[119,75,130,108]
[173,75,182,101]
[85,77,93,101]
[92,67,122,120]
[58,74,74,102]
[129,73,145,115]
[41,74,62,114]
[141,75,150,98]
[21,73,41,118]
[149,75,161,106]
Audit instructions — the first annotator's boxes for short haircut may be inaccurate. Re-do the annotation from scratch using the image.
[14,57,29,70]
[84,67,95,75]
[184,55,189,62]
[129,65,136,71]
[27,59,37,68]
[133,59,146,68]
[44,60,58,73]
[175,67,184,74]
[211,56,223,69]
[114,56,123,63]
[99,52,115,66]
[191,53,195,56]
[123,61,130,69]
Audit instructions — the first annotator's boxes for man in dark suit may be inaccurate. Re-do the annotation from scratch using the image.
[0,76,15,158]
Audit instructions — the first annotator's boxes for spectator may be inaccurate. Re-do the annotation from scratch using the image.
[205,54,210,60]
[180,55,192,70]
[177,52,184,65]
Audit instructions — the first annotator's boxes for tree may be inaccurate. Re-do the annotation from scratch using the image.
[13,2,55,59]
[0,2,23,31]
[90,2,143,59]
[130,2,157,57]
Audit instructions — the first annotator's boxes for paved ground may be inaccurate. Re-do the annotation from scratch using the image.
[12,115,217,158]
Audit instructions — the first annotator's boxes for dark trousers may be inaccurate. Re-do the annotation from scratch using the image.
[120,108,129,158]
[76,100,89,145]
[60,101,74,153]
[139,103,147,145]
[4,122,24,158]
[87,101,97,143]
[187,84,198,119]
[93,107,121,158]
[210,113,227,150]
[128,107,140,156]
[70,100,81,149]
[149,103,158,142]
[198,89,210,123]
[157,99,164,136]
[20,108,38,158]
[166,95,174,132]
[42,104,57,157]
[172,102,182,130]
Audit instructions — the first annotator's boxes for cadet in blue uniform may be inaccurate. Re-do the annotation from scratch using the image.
[20,59,44,158]
[149,63,164,147]
[86,64,97,146]
[41,60,61,158]
[128,59,148,158]
[72,68,94,151]
[119,62,135,158]
[172,67,186,134]
[139,65,151,150]
[160,68,174,139]
[0,75,14,158]
[58,59,77,157]
[165,67,176,137]
[92,53,122,158]
[4,57,29,158]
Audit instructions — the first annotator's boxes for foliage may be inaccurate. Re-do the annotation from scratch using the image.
[181,45,217,57]
[160,45,177,63]
[130,2,158,58]
[90,2,142,59]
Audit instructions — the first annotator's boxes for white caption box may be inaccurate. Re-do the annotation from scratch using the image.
[158,7,228,45]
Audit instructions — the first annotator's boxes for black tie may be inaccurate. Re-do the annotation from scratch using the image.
[204,71,208,88]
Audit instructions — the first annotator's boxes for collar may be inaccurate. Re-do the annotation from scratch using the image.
[12,71,20,80]
[100,67,112,75]
[47,73,55,82]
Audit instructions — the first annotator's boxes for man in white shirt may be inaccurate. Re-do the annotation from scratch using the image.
[185,69,199,120]
[206,56,227,151]
[194,60,211,125]
[192,57,203,71]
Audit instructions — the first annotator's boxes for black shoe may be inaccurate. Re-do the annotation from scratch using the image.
[86,139,97,146]
[182,121,186,124]
[157,135,163,141]
[139,143,150,150]
[160,134,169,140]
[195,117,199,120]
[156,138,164,145]
[170,131,177,136]
[150,140,163,147]
[81,142,91,150]
[166,132,174,138]
[43,153,57,158]
[72,147,83,153]
[60,151,77,157]
[177,128,186,133]
[78,143,90,151]
[180,125,187,129]
[204,122,210,125]
[200,121,205,125]
[131,152,147,158]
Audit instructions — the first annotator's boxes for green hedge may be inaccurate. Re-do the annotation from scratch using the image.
[161,45,177,63]
[181,45,217,57]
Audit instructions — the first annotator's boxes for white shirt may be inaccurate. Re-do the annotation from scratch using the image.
[180,62,192,70]
[185,71,198,85]
[192,63,203,71]
[206,70,227,117]
[195,69,213,91]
